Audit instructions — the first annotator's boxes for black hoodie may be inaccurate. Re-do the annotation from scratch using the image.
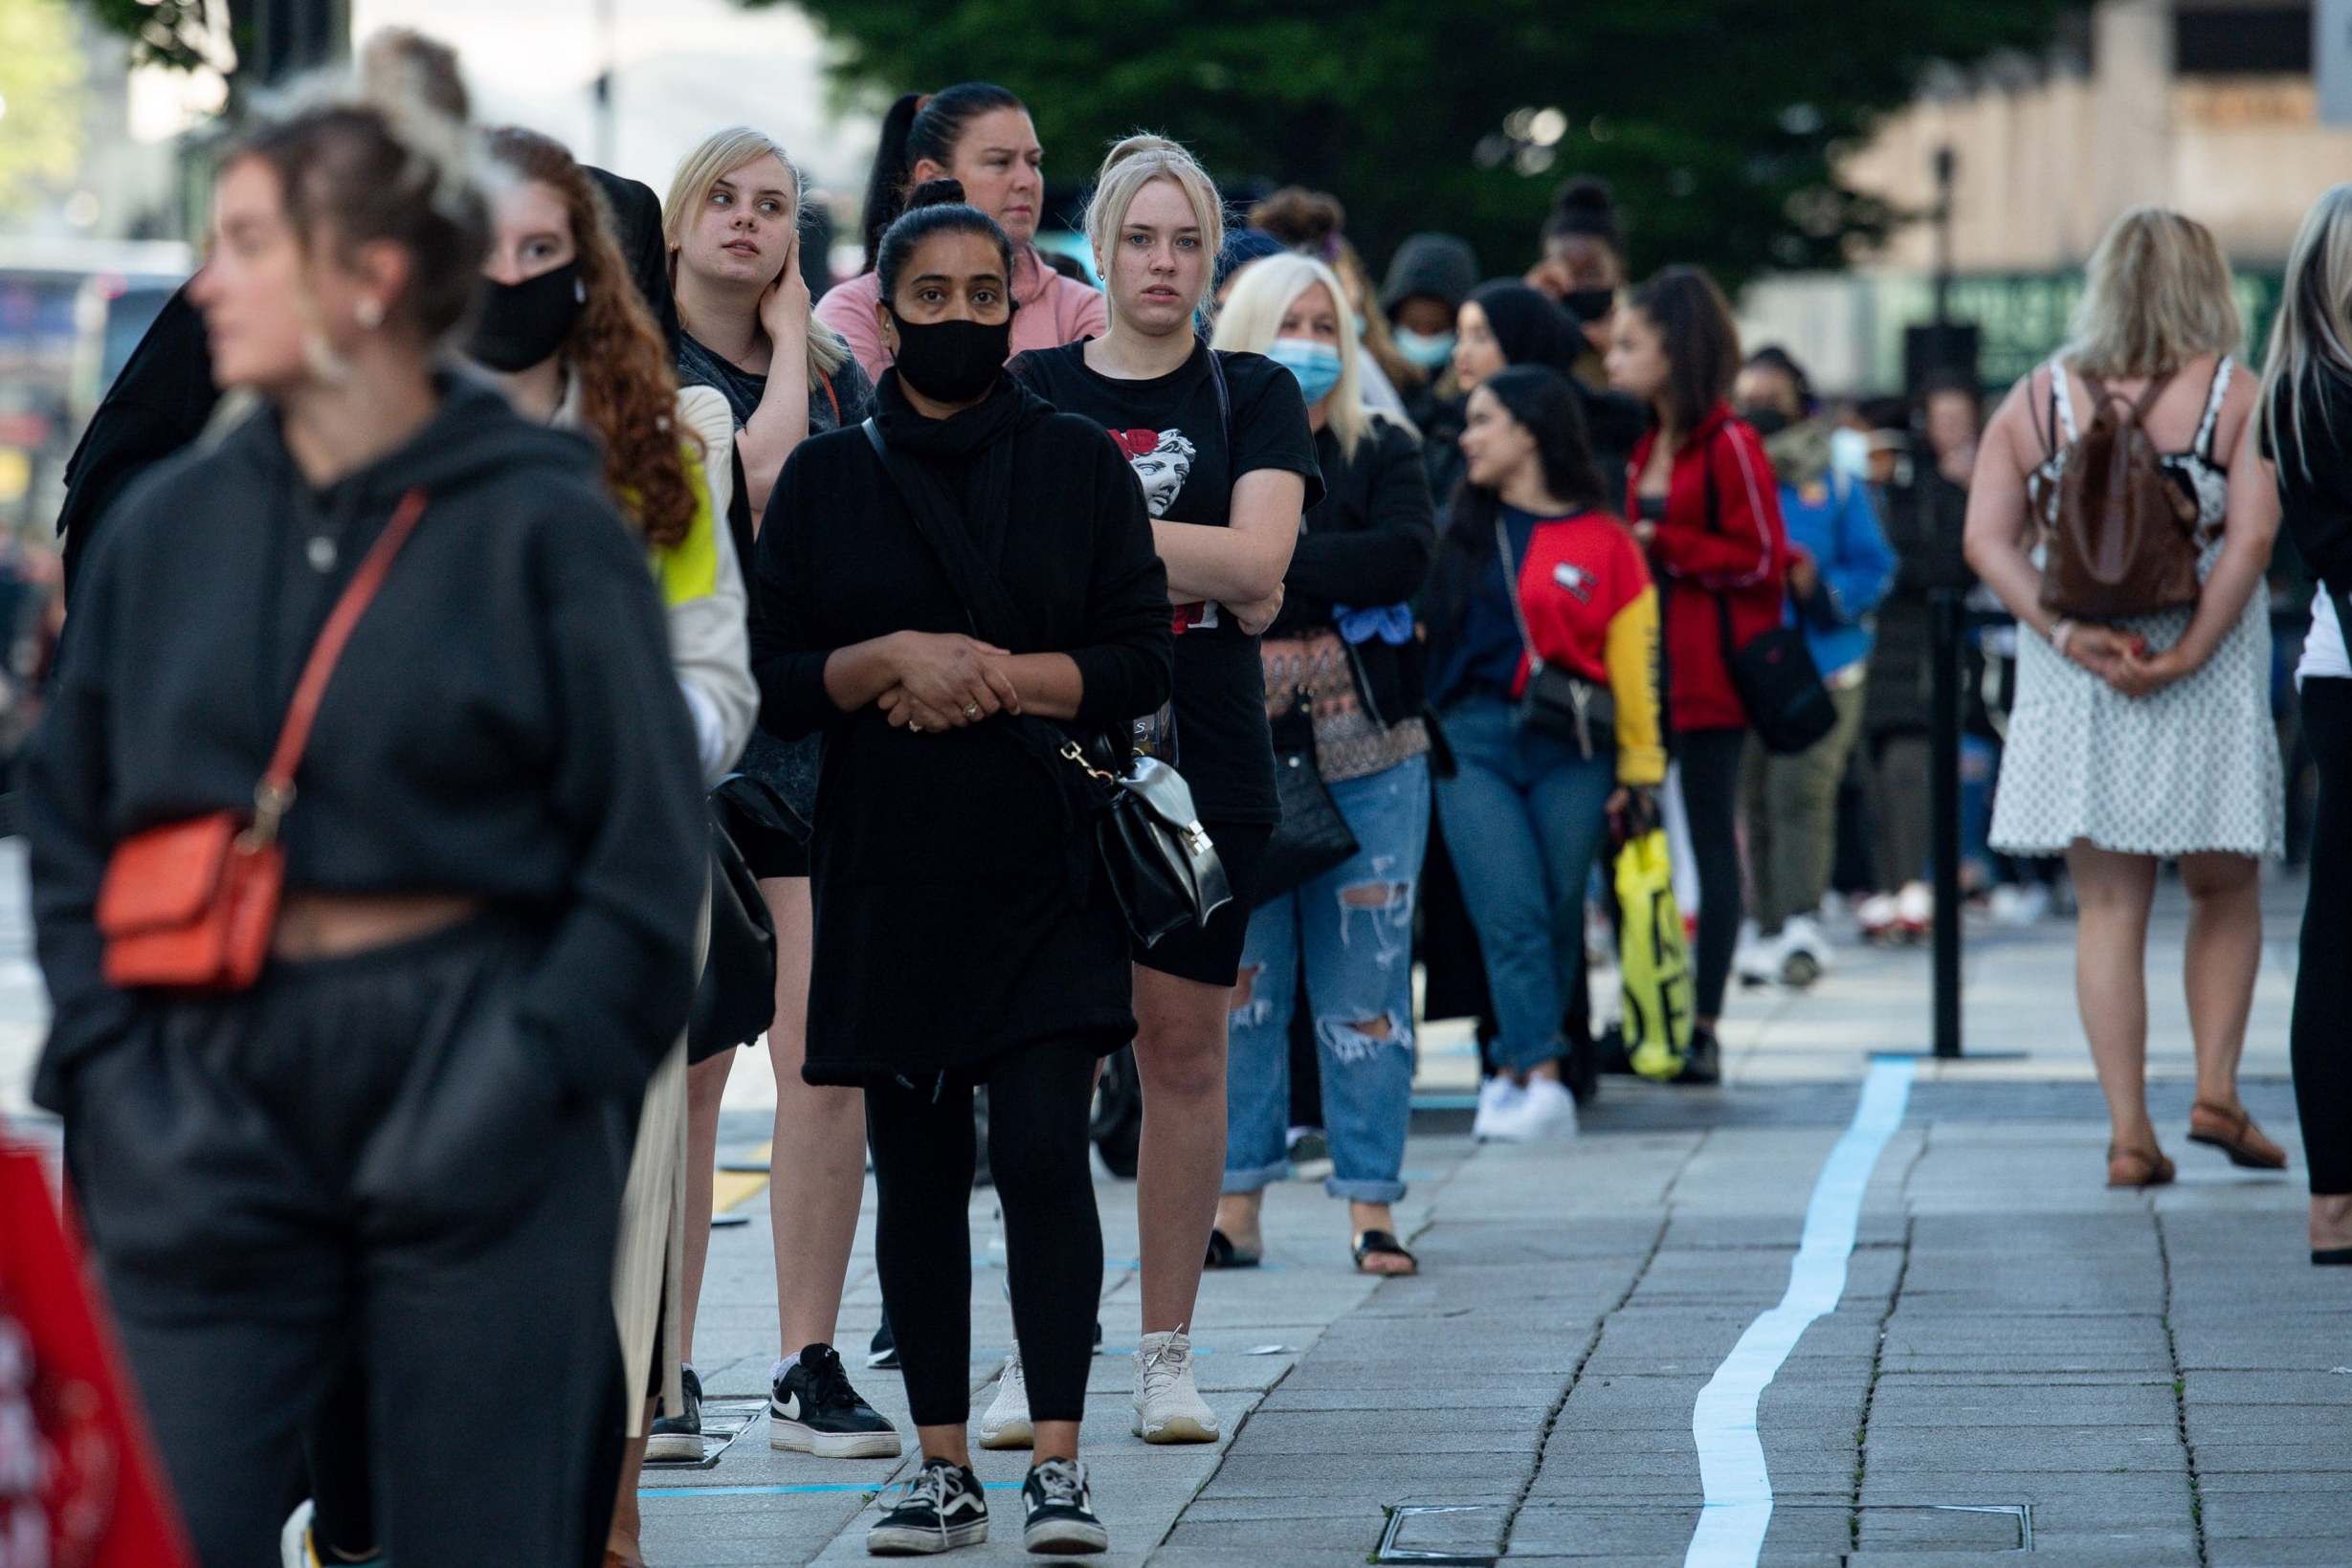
[25,374,704,1113]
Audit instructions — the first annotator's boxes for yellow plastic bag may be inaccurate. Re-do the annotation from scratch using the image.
[1614,826,1696,1081]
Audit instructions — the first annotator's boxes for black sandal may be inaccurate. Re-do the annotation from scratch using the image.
[1352,1229,1418,1276]
[1204,1228,1261,1270]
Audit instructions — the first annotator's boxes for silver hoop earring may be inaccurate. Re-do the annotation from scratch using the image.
[354,298,385,330]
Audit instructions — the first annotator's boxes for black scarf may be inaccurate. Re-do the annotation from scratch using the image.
[872,371,1054,643]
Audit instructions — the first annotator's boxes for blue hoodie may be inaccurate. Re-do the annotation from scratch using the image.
[1765,419,1896,679]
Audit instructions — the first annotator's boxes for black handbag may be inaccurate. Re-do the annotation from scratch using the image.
[1699,458,1836,756]
[1054,733,1233,946]
[858,416,1231,947]
[1254,731,1359,908]
[1494,514,1616,759]
[688,773,797,1061]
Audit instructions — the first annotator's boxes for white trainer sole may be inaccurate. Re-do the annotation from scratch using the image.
[771,1413,903,1459]
[977,1416,1033,1450]
[866,1517,987,1555]
[1024,1515,1109,1554]
[1131,1412,1218,1444]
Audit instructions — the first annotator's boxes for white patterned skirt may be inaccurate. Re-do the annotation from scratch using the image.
[1990,584,2282,859]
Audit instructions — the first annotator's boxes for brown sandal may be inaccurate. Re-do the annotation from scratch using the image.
[2188,1100,2288,1170]
[2107,1144,2177,1189]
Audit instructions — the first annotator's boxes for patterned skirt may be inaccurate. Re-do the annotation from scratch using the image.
[1989,584,2282,859]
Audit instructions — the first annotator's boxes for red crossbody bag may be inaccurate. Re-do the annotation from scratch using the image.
[95,488,428,992]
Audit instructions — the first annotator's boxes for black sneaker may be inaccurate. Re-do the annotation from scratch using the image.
[1674,1027,1722,1086]
[772,1344,902,1458]
[868,1314,899,1371]
[867,1456,987,1556]
[1022,1457,1107,1555]
[646,1364,703,1462]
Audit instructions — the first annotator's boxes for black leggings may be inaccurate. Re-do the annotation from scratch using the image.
[866,1040,1103,1427]
[2294,678,2352,1196]
[1679,727,1747,1021]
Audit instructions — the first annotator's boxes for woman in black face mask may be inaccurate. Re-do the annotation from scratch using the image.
[469,123,759,1568]
[748,179,1172,1557]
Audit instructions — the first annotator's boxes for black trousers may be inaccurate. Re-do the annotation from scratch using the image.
[1678,727,1747,1021]
[66,917,630,1568]
[866,1040,1103,1427]
[2295,678,2352,1196]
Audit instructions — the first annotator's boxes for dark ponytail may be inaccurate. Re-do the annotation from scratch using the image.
[859,82,1026,273]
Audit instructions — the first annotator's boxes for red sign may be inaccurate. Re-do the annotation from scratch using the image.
[0,1142,193,1568]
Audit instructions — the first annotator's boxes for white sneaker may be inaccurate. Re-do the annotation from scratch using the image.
[977,1344,1032,1449]
[1896,881,1933,938]
[1472,1075,1526,1140]
[1856,892,1900,941]
[1479,1076,1579,1143]
[1735,924,1783,986]
[1777,915,1834,986]
[1987,883,2050,927]
[279,1500,315,1568]
[1133,1329,1219,1444]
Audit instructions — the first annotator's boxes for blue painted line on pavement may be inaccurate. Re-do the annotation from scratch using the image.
[1683,1055,1914,1568]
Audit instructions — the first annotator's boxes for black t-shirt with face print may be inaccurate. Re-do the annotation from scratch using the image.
[1012,339,1322,824]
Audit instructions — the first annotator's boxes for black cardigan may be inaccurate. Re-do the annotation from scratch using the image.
[749,409,1172,1086]
[26,377,706,1113]
[1269,417,1436,723]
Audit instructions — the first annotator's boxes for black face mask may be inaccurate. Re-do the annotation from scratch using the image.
[889,310,1012,404]
[1742,406,1793,438]
[467,261,586,372]
[1561,287,1616,325]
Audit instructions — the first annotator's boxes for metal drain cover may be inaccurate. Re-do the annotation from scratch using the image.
[1377,1504,1506,1564]
[641,1396,767,1470]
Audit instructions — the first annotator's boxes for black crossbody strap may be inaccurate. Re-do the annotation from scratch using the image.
[1698,441,1742,663]
[860,418,1027,647]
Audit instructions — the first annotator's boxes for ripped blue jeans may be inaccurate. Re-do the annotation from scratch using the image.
[1225,753,1430,1204]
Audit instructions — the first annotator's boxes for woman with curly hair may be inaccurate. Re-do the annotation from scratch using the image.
[470,123,759,1566]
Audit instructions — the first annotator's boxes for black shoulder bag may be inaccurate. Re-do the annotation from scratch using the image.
[858,418,1230,946]
[1494,513,1615,759]
[1701,449,1836,754]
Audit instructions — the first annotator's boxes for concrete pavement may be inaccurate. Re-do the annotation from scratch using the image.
[654,876,2341,1566]
[4,846,2344,1564]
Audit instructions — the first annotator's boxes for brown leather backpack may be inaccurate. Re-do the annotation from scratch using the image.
[2038,369,2203,622]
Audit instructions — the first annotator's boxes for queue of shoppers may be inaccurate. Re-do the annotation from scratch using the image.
[24,34,2342,1568]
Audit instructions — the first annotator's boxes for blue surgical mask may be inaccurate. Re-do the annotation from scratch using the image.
[1829,426,1871,479]
[1393,328,1455,371]
[1267,337,1343,406]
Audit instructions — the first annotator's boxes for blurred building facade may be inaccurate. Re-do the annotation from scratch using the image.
[1742,0,2352,396]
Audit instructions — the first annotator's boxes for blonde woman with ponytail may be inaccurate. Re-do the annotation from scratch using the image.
[2263,183,2352,1265]
[1010,133,1322,1446]
[23,33,704,1562]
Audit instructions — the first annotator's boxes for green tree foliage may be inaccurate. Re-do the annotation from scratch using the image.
[765,0,2073,283]
[0,0,87,212]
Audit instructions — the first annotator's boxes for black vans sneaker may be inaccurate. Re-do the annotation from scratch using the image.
[772,1344,902,1458]
[1021,1457,1107,1555]
[645,1364,703,1462]
[1674,1027,1722,1086]
[867,1457,987,1556]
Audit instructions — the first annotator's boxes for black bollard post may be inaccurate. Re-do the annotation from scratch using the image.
[1928,585,1964,1057]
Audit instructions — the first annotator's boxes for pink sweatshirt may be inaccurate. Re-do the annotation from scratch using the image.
[815,242,1108,382]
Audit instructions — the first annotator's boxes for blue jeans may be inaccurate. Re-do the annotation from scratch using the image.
[1225,754,1431,1204]
[1432,696,1617,1075]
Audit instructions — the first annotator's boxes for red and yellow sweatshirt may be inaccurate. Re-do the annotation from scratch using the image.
[1508,511,1667,786]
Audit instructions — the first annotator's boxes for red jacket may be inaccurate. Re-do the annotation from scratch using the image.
[1627,404,1790,733]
